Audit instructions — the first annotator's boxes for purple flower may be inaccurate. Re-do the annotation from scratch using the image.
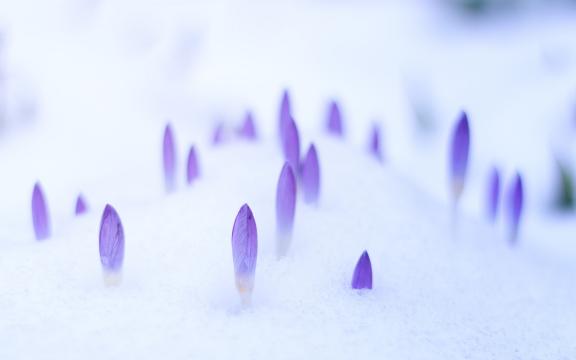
[301,144,320,204]
[276,163,297,257]
[186,145,200,184]
[232,204,258,303]
[351,251,372,290]
[238,111,257,140]
[449,111,470,202]
[212,123,224,145]
[278,89,291,140]
[486,167,500,222]
[326,100,343,136]
[369,124,383,162]
[163,123,177,192]
[281,118,300,172]
[31,182,50,240]
[99,204,125,274]
[507,172,524,245]
[75,193,88,215]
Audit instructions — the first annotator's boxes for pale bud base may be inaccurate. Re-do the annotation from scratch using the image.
[276,231,293,259]
[102,271,123,286]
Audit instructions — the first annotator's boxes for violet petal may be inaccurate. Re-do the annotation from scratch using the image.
[31,182,51,240]
[507,172,524,245]
[163,123,177,192]
[281,118,300,172]
[351,251,373,290]
[99,204,125,273]
[276,162,297,257]
[186,145,200,184]
[212,123,224,145]
[369,124,383,162]
[232,204,258,300]
[301,144,320,204]
[449,111,470,202]
[486,167,500,222]
[239,111,257,140]
[278,89,291,140]
[326,100,344,136]
[75,193,88,215]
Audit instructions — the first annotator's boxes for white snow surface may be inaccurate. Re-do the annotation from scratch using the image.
[0,0,576,359]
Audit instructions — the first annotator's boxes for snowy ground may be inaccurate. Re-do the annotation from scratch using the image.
[0,0,575,359]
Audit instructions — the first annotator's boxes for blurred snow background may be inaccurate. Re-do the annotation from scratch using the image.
[0,0,575,358]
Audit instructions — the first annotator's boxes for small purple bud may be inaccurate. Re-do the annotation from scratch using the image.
[232,204,258,303]
[351,251,372,290]
[507,173,524,245]
[486,167,500,222]
[163,123,177,192]
[186,145,200,184]
[278,89,291,140]
[326,100,343,136]
[75,193,88,215]
[238,111,257,140]
[281,118,300,172]
[212,123,224,145]
[301,144,320,204]
[449,111,470,202]
[31,182,51,240]
[99,205,125,283]
[276,163,297,257]
[369,124,383,162]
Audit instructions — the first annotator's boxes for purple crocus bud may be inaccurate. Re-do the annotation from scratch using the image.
[281,118,300,172]
[449,111,470,203]
[301,144,320,204]
[238,111,257,140]
[75,193,88,215]
[278,89,291,140]
[99,204,125,285]
[163,123,177,192]
[186,145,200,184]
[486,167,500,222]
[351,251,372,290]
[326,100,343,136]
[276,162,297,257]
[369,124,383,162]
[231,204,258,304]
[212,123,224,145]
[507,173,524,245]
[31,182,51,240]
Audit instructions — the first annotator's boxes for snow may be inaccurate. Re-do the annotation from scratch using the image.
[0,0,576,358]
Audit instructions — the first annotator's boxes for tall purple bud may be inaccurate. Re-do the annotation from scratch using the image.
[276,163,297,258]
[278,89,291,141]
[163,123,177,192]
[99,204,125,285]
[231,204,258,304]
[326,100,344,136]
[486,167,500,222]
[351,251,372,290]
[186,145,200,185]
[281,118,300,172]
[449,111,470,204]
[31,182,51,240]
[301,144,320,204]
[239,111,257,140]
[75,193,88,215]
[369,124,383,162]
[212,123,224,145]
[507,173,524,245]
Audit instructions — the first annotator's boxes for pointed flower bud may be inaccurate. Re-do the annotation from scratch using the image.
[351,251,372,290]
[486,167,500,222]
[186,145,200,184]
[212,123,224,145]
[281,118,300,172]
[231,204,258,304]
[163,123,177,192]
[278,89,291,140]
[276,163,297,257]
[369,124,383,162]
[326,100,343,136]
[301,144,320,204]
[99,204,125,284]
[553,159,574,211]
[31,182,51,240]
[75,193,88,215]
[507,173,524,245]
[449,111,470,203]
[238,111,257,140]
